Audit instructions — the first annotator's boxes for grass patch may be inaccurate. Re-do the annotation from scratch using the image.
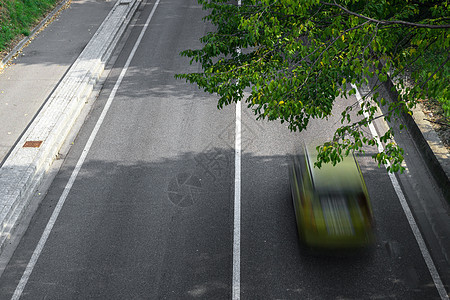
[0,0,61,52]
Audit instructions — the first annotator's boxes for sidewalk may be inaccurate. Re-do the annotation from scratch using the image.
[0,0,116,163]
[0,0,140,253]
[382,74,450,201]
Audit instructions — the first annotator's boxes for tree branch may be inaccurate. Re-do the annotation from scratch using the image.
[424,119,450,128]
[320,1,450,29]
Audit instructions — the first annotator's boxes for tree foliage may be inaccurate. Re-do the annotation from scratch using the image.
[176,0,450,172]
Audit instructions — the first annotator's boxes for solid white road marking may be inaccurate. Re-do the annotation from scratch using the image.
[352,83,449,300]
[232,99,242,300]
[232,2,241,297]
[11,1,161,299]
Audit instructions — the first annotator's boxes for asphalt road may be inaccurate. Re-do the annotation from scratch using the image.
[0,0,449,299]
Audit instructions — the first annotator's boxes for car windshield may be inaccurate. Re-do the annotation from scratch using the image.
[305,150,364,192]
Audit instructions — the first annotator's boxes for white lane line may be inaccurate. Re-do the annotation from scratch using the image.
[233,2,241,298]
[352,84,449,300]
[232,99,242,300]
[11,1,161,299]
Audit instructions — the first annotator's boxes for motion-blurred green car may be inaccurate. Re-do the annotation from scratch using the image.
[289,147,375,249]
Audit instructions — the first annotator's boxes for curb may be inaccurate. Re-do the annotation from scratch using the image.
[0,0,141,254]
[383,74,450,201]
[0,0,72,71]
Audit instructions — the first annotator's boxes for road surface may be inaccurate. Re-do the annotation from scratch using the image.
[0,0,448,299]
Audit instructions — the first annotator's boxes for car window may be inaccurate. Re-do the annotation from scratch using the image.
[293,155,309,206]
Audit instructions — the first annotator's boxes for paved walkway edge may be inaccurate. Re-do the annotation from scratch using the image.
[0,0,141,254]
[383,74,450,202]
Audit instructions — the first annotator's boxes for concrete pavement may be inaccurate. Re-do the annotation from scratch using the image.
[0,0,140,253]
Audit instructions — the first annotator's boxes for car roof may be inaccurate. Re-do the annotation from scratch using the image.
[305,148,365,192]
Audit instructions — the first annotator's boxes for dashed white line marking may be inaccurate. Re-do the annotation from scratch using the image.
[11,1,161,299]
[352,83,449,300]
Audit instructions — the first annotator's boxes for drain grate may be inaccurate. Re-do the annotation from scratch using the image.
[23,141,43,148]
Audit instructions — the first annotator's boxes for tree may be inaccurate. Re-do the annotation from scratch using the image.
[176,0,450,172]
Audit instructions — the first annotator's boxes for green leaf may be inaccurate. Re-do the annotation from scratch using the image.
[176,0,447,173]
